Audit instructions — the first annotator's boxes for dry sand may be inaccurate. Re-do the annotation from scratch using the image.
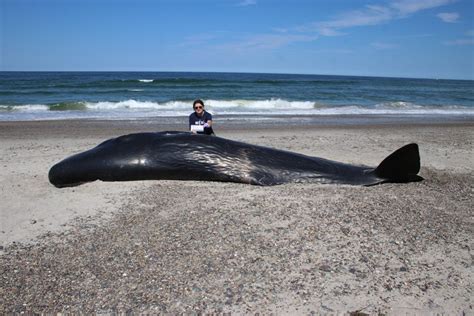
[0,118,473,314]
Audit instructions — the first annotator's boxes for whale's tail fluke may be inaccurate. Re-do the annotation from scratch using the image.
[374,143,423,183]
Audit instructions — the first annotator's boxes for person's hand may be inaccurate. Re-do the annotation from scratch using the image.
[203,123,209,128]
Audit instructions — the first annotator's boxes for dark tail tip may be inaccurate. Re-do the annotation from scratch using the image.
[375,143,423,183]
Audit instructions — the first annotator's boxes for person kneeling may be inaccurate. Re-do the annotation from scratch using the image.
[189,99,214,135]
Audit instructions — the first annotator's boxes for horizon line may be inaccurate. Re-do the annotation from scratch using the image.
[0,69,472,81]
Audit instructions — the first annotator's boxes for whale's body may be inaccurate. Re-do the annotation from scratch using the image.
[49,131,423,188]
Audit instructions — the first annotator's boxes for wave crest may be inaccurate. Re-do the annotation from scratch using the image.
[1,98,473,121]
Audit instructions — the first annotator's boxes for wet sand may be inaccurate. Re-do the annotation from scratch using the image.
[0,118,473,314]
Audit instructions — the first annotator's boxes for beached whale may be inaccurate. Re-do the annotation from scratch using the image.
[48,131,423,188]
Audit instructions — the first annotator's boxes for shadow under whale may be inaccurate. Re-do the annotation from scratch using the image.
[49,131,423,188]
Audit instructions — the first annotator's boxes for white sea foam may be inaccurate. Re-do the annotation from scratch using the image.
[205,99,315,110]
[82,100,190,111]
[0,104,50,112]
[78,99,320,112]
[138,79,153,83]
[1,99,473,121]
[85,100,159,110]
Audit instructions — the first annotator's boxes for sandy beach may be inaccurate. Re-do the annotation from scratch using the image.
[0,117,473,314]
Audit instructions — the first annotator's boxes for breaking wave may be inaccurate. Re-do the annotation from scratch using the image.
[0,99,473,121]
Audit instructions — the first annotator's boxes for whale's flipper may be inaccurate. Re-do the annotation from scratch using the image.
[374,143,423,183]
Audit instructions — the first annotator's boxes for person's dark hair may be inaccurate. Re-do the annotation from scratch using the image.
[193,99,204,109]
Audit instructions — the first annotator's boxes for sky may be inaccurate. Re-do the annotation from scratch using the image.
[1,0,473,79]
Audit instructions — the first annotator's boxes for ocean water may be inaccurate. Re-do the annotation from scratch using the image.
[0,71,473,121]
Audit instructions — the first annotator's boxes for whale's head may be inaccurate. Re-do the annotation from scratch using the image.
[49,133,165,187]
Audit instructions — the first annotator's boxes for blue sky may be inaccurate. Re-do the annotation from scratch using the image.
[1,0,473,79]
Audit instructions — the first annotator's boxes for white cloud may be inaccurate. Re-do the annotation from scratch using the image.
[395,33,434,38]
[316,5,393,33]
[317,27,345,37]
[371,42,399,49]
[215,34,318,51]
[444,39,474,45]
[181,29,317,53]
[437,12,459,23]
[183,0,457,53]
[311,48,353,55]
[303,0,456,36]
[179,34,219,47]
[443,29,474,46]
[390,0,456,16]
[272,27,289,33]
[237,0,256,6]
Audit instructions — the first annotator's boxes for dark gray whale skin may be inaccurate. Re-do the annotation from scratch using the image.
[48,131,423,188]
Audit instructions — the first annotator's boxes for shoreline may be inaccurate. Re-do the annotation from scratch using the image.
[1,114,473,135]
[1,119,472,313]
[1,113,473,123]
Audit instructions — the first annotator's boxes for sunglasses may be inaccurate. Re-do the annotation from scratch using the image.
[194,105,203,109]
